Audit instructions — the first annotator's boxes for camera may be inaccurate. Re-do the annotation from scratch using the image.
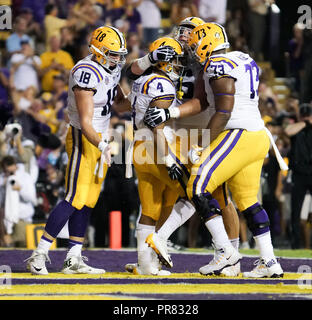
[4,123,22,138]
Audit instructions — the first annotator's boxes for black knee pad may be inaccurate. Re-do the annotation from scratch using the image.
[242,203,270,236]
[192,193,222,221]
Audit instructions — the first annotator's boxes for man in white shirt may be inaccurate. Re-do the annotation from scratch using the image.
[9,40,41,92]
[0,155,37,247]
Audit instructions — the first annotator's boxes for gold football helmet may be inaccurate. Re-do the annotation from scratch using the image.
[149,37,185,81]
[89,26,127,72]
[174,16,205,44]
[188,22,230,65]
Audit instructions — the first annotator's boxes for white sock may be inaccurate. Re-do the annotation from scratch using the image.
[230,238,240,251]
[37,236,53,254]
[136,223,155,267]
[205,215,232,249]
[157,199,195,240]
[254,231,276,260]
[136,223,155,252]
[67,241,83,258]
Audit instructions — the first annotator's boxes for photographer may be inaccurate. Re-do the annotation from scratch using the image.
[285,103,312,248]
[0,122,39,183]
[0,155,37,247]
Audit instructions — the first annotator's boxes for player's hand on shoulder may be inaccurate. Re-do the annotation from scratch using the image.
[148,46,176,65]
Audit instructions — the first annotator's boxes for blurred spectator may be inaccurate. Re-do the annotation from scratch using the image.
[40,35,74,92]
[51,74,68,122]
[44,3,78,52]
[21,0,50,25]
[74,4,106,59]
[198,0,227,24]
[60,27,78,62]
[109,0,142,38]
[247,0,272,61]
[285,103,312,249]
[170,0,199,26]
[39,92,61,134]
[0,155,37,247]
[285,23,304,94]
[18,8,42,44]
[5,16,33,58]
[134,0,163,48]
[11,85,37,117]
[9,40,41,94]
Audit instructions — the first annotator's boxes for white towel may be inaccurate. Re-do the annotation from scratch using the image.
[125,140,134,178]
[264,127,289,171]
[4,176,20,234]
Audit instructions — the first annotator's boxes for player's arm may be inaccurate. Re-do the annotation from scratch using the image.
[126,46,176,80]
[150,99,183,181]
[143,71,208,128]
[74,87,102,147]
[204,77,235,144]
[112,84,131,113]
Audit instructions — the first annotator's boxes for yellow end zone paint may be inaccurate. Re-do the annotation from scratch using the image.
[0,283,311,296]
[2,272,311,280]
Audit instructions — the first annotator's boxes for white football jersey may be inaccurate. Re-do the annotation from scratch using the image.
[203,51,264,131]
[130,73,176,132]
[67,55,121,134]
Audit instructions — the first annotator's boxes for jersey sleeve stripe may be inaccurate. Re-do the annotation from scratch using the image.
[210,57,238,68]
[72,64,103,82]
[151,94,175,102]
[142,76,174,94]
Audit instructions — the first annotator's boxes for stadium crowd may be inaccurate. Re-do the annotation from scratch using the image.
[0,0,311,251]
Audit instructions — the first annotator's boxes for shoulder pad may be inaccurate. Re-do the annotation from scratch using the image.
[71,63,103,88]
[142,75,175,98]
[204,55,238,80]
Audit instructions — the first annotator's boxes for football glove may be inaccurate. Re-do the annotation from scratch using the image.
[144,106,180,129]
[148,46,176,64]
[163,154,183,181]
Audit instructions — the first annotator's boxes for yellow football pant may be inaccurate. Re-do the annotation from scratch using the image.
[64,126,108,210]
[187,129,270,211]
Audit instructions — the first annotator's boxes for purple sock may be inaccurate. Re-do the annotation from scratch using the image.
[45,200,76,238]
[68,206,92,238]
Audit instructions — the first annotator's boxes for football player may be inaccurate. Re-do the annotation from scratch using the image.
[127,17,242,276]
[144,22,286,278]
[25,26,129,275]
[125,36,190,275]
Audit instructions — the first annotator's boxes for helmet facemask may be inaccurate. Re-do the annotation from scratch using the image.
[90,44,127,74]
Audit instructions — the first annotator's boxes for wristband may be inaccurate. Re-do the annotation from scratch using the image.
[304,120,311,128]
[162,154,175,167]
[136,54,153,71]
[168,105,181,119]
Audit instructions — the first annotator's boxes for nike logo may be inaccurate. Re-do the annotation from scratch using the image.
[34,267,42,272]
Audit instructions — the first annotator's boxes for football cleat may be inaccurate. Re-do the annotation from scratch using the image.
[62,255,105,274]
[125,263,171,276]
[24,249,51,275]
[199,245,242,276]
[243,258,284,278]
[145,233,173,268]
[221,262,241,277]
